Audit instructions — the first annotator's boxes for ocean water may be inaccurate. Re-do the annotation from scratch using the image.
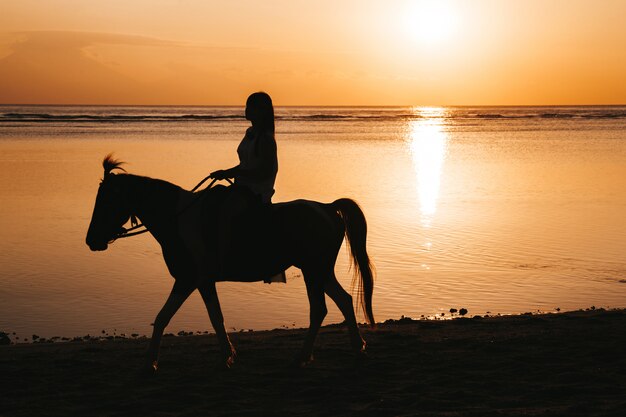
[1,105,625,340]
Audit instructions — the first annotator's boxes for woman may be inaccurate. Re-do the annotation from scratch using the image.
[209,92,283,282]
[210,91,278,203]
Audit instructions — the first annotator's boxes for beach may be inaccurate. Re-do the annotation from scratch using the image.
[1,105,625,416]
[2,308,625,417]
[3,2,626,415]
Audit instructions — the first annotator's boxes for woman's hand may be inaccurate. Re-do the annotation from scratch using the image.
[210,169,229,180]
[210,168,238,180]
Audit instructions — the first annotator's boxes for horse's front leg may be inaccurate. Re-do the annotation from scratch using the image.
[198,281,236,368]
[145,281,195,374]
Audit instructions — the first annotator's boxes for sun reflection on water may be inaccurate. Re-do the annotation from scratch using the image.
[408,107,449,227]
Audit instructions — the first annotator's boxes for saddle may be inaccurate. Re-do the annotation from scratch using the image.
[200,185,287,282]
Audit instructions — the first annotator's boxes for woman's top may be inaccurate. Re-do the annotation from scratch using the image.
[235,127,278,204]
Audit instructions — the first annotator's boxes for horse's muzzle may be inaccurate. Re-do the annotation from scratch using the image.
[88,241,108,251]
[86,233,109,251]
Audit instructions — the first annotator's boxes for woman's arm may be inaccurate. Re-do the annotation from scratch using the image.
[244,132,277,180]
[210,165,240,180]
[210,132,276,180]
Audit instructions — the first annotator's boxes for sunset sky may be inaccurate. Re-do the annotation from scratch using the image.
[0,0,624,106]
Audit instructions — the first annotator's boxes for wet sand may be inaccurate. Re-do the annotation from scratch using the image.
[1,308,625,417]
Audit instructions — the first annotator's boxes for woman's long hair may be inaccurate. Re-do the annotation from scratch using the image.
[247,91,275,134]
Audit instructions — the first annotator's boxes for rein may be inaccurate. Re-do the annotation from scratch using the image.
[112,174,233,241]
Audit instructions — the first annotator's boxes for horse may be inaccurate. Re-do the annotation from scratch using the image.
[86,155,375,372]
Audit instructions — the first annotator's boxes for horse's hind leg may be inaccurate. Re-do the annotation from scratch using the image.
[198,282,236,369]
[296,269,328,367]
[324,273,366,354]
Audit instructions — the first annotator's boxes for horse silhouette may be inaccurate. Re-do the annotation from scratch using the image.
[86,155,375,372]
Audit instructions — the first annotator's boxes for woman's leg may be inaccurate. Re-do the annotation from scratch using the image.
[217,188,248,278]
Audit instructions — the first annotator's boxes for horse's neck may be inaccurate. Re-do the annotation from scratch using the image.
[127,174,183,238]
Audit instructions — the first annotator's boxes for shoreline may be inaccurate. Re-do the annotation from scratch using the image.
[2,308,625,416]
[0,305,610,345]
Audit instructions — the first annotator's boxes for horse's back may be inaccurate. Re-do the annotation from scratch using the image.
[193,189,345,278]
[271,199,345,262]
[272,199,342,234]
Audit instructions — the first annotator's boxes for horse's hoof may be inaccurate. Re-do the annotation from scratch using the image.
[138,360,158,377]
[215,355,235,370]
[226,354,235,368]
[352,340,367,353]
[351,341,369,364]
[214,350,236,370]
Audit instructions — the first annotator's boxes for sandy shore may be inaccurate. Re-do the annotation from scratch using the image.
[1,309,625,417]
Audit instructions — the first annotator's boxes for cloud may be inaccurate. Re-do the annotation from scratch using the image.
[0,31,158,104]
[5,30,184,49]
[0,31,256,104]
[0,30,412,105]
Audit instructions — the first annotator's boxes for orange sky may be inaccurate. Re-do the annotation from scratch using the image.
[0,0,624,106]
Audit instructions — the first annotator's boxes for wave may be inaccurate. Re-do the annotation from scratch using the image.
[281,113,416,121]
[462,112,626,120]
[1,113,245,122]
[0,112,413,123]
[2,110,625,123]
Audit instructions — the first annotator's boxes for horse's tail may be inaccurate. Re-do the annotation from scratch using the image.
[332,198,375,328]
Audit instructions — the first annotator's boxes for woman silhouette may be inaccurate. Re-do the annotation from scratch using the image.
[210,92,283,281]
[210,92,277,203]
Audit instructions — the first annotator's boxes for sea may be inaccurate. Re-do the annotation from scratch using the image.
[1,104,625,340]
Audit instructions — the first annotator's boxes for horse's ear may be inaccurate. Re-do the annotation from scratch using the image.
[103,153,126,177]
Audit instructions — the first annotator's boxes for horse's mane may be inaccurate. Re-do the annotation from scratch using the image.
[101,154,183,197]
[103,153,126,176]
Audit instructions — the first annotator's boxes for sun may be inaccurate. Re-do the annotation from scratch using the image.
[403,0,458,46]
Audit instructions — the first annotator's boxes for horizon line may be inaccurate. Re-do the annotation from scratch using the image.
[1,103,625,108]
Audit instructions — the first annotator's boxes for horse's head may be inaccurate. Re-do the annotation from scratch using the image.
[86,155,132,251]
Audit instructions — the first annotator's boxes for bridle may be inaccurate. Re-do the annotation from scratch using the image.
[112,174,233,241]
